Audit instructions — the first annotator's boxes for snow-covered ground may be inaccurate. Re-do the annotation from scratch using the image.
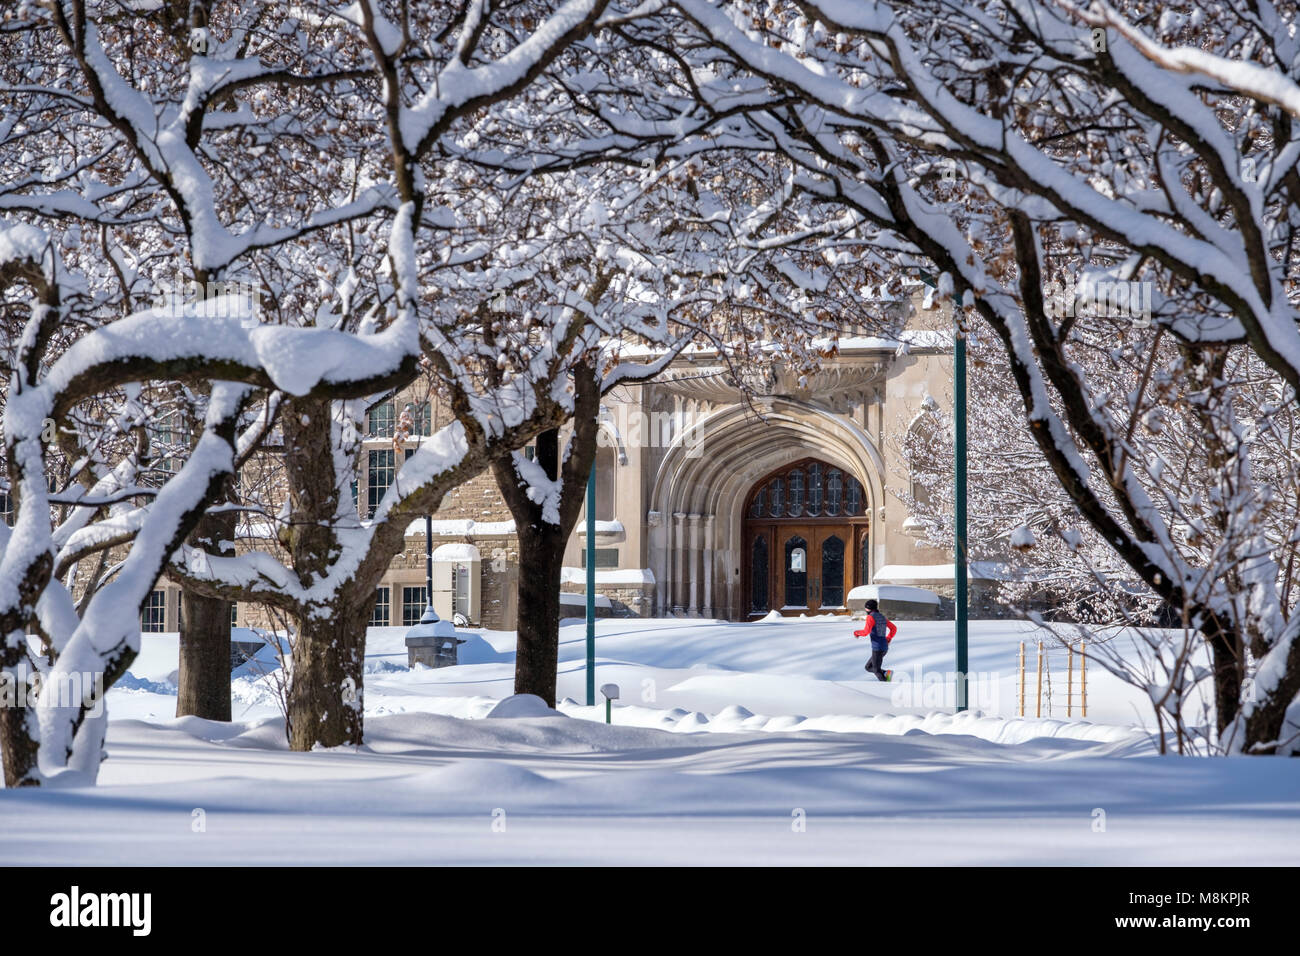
[3,617,1298,865]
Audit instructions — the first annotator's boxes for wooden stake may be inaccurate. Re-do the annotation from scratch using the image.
[1018,641,1025,717]
[1081,640,1087,717]
[1036,640,1043,718]
[1067,645,1074,718]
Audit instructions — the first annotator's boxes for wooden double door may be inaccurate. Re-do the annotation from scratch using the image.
[746,523,855,616]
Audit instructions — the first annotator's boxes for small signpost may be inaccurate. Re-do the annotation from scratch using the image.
[600,683,620,724]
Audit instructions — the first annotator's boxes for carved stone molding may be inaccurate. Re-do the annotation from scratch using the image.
[657,362,887,413]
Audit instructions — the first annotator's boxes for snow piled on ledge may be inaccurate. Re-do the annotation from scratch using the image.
[560,566,654,585]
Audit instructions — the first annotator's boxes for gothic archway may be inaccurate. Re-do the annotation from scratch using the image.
[742,456,870,617]
[647,398,884,620]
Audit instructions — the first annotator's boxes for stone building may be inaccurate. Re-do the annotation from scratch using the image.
[357,288,961,631]
[133,289,967,634]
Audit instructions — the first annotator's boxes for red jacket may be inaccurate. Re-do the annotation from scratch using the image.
[854,612,897,643]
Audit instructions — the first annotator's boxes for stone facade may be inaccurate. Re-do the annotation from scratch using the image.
[132,288,964,635]
[579,290,958,625]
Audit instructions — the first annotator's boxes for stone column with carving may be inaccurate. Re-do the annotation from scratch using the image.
[647,510,664,616]
[687,513,701,616]
[672,512,687,615]
[702,514,715,618]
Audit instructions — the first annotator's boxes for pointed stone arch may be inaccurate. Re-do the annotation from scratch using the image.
[647,398,885,618]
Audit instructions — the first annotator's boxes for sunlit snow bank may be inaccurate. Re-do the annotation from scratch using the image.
[367,692,1153,751]
[0,707,1295,865]
[110,618,1166,747]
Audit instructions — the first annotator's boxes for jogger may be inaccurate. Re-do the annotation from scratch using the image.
[854,598,897,681]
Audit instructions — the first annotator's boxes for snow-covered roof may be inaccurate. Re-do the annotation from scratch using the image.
[432,542,481,562]
[847,584,941,605]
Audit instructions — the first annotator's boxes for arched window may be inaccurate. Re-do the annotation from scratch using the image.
[594,446,617,521]
[768,477,784,516]
[825,468,842,516]
[807,463,823,516]
[845,476,863,516]
[906,415,941,511]
[744,461,869,521]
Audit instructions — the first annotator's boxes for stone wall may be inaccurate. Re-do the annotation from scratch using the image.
[558,583,655,619]
[599,584,654,617]
[474,534,518,630]
[430,469,514,523]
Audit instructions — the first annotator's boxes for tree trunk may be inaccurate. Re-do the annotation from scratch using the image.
[176,510,235,721]
[1,599,41,786]
[279,396,364,750]
[490,362,602,707]
[1207,624,1244,738]
[1240,635,1300,754]
[286,601,369,750]
[0,704,39,787]
[177,589,232,721]
[513,518,567,706]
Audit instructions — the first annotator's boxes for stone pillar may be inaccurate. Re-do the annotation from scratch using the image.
[702,514,715,618]
[664,511,675,616]
[672,512,687,615]
[687,513,701,617]
[648,510,664,616]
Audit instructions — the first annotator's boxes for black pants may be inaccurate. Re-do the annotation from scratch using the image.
[865,647,888,681]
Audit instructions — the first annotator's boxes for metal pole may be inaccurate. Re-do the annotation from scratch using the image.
[425,513,433,611]
[955,325,969,712]
[586,462,596,707]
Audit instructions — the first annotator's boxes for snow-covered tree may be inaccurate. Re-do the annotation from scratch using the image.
[154,0,868,744]
[431,21,899,704]
[0,0,624,774]
[0,0,408,743]
[158,0,643,752]
[895,304,1300,752]
[641,0,1300,752]
[0,210,424,785]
